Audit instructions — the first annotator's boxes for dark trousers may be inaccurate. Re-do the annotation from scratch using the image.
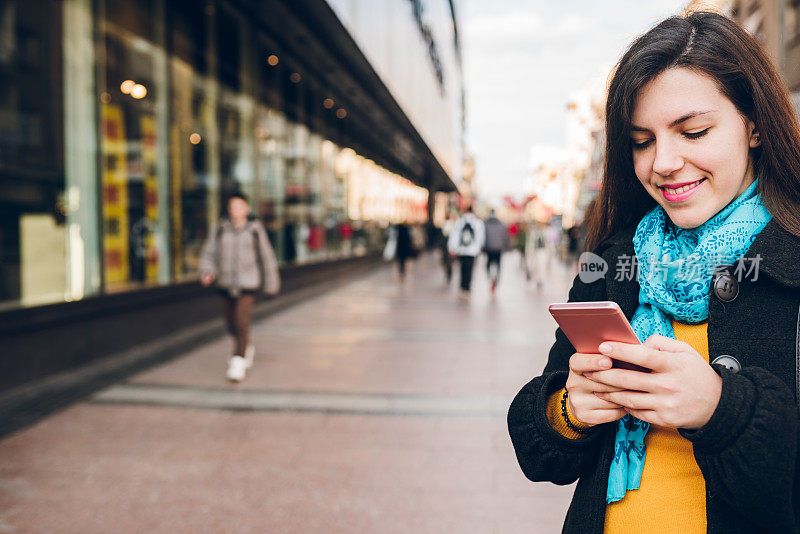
[221,293,255,356]
[441,246,453,282]
[458,255,476,291]
[486,250,502,281]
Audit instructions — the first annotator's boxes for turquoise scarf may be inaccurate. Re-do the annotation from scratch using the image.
[606,180,771,503]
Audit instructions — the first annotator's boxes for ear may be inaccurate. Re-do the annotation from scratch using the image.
[748,122,761,148]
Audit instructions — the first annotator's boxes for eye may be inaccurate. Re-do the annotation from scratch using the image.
[631,138,653,150]
[684,128,710,140]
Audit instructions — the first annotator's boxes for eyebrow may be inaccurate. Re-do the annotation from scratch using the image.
[630,110,718,132]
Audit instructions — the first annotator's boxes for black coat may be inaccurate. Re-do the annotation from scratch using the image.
[395,224,415,260]
[508,219,800,533]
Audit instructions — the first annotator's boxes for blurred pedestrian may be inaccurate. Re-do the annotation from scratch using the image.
[394,223,415,280]
[483,209,510,294]
[525,220,550,288]
[510,221,527,270]
[566,224,582,267]
[439,212,455,283]
[200,192,280,382]
[509,12,800,533]
[447,206,485,295]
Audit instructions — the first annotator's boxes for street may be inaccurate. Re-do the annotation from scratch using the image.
[0,251,577,533]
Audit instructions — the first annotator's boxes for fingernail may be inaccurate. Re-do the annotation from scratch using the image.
[598,343,611,354]
[599,358,612,369]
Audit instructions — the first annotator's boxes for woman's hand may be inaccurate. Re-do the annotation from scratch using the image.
[586,335,722,429]
[201,273,215,287]
[566,353,628,426]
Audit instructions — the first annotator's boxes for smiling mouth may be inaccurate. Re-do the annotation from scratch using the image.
[658,178,707,202]
[659,178,706,193]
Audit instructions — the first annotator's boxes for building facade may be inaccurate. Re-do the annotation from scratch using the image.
[0,0,463,311]
[0,0,464,395]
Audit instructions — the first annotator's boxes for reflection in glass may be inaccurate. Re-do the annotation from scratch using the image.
[100,14,166,290]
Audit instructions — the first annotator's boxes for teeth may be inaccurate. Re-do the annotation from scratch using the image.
[664,179,702,195]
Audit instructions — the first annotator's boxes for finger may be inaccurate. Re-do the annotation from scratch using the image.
[569,353,613,374]
[584,368,656,391]
[595,390,658,411]
[623,409,663,427]
[584,380,626,394]
[599,341,664,372]
[568,390,624,412]
[643,334,690,353]
[572,375,626,393]
[591,396,626,410]
[577,408,627,426]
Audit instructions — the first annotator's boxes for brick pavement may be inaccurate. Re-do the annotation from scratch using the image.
[0,251,578,533]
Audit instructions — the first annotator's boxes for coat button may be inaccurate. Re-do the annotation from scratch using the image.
[711,354,741,373]
[713,274,739,302]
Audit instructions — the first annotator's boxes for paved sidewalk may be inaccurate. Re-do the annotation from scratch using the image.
[0,251,578,533]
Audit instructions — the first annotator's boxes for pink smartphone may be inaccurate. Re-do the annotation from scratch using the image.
[548,301,650,372]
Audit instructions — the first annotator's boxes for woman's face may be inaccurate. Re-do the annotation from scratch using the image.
[228,197,250,221]
[630,67,760,229]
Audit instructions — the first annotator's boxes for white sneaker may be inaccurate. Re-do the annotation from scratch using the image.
[226,356,247,382]
[244,344,255,369]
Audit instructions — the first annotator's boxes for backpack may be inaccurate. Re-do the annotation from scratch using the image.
[459,221,475,247]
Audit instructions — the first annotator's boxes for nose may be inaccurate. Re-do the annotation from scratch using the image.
[651,138,684,177]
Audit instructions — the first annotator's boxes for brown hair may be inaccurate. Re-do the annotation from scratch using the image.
[585,11,800,252]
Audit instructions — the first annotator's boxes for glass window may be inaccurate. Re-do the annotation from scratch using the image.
[306,132,326,263]
[168,0,214,280]
[217,7,255,203]
[99,0,169,290]
[0,1,66,308]
[255,106,287,261]
[285,122,311,263]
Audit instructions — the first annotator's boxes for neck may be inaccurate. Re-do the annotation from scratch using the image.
[232,218,247,228]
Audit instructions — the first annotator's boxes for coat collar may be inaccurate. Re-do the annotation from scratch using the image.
[599,218,800,288]
[745,218,800,287]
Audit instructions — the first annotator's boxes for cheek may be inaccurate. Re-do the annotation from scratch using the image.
[695,127,751,174]
[631,153,653,187]
[686,145,737,178]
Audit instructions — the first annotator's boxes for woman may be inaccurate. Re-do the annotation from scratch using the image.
[200,192,280,382]
[508,12,800,533]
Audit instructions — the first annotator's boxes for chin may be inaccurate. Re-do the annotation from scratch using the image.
[663,210,710,230]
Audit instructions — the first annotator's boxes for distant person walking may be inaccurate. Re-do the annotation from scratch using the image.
[439,213,456,283]
[483,209,510,294]
[394,223,416,280]
[447,206,485,295]
[525,221,551,289]
[200,192,280,383]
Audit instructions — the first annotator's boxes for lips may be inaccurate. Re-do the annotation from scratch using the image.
[658,178,706,202]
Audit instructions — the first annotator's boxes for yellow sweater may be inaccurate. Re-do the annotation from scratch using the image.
[546,321,709,533]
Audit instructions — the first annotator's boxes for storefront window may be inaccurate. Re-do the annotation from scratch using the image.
[0,1,67,308]
[305,133,326,263]
[169,0,215,279]
[99,0,169,290]
[217,6,255,203]
[285,123,311,263]
[255,106,287,261]
[0,0,438,312]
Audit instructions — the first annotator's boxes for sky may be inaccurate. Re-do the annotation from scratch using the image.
[460,0,688,205]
